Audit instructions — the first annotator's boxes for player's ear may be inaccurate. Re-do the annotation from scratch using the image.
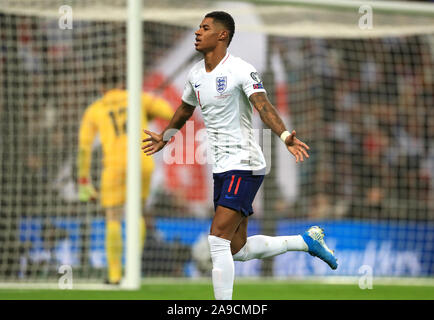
[218,30,229,42]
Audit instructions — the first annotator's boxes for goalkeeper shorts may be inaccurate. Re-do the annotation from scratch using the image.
[213,170,264,217]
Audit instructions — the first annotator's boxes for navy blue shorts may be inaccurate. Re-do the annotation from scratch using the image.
[213,170,264,217]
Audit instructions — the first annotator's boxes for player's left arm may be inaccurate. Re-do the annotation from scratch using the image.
[77,104,99,201]
[249,92,310,163]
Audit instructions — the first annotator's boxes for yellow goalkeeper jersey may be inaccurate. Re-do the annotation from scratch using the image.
[78,89,173,176]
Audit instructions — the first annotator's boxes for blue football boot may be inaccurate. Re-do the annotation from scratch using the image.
[302,226,338,270]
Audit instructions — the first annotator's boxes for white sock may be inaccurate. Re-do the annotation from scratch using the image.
[233,235,308,261]
[208,235,234,300]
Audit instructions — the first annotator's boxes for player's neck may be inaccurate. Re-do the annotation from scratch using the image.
[203,48,227,73]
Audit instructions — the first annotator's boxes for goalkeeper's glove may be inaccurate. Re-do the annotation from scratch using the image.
[78,177,98,202]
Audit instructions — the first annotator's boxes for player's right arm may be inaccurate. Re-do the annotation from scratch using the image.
[142,100,195,156]
[77,103,99,201]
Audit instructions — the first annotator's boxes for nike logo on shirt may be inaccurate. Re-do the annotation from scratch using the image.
[194,83,201,88]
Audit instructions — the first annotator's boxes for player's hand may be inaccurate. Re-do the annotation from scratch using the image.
[285,130,310,163]
[142,129,167,156]
[78,178,98,202]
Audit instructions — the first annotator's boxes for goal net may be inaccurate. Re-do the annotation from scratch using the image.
[0,0,433,287]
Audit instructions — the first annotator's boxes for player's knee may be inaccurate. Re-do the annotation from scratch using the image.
[230,236,246,255]
[232,243,248,261]
[209,228,224,239]
[209,223,232,239]
[106,207,123,222]
[208,235,231,257]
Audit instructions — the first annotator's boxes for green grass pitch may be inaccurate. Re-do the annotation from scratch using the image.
[0,280,433,300]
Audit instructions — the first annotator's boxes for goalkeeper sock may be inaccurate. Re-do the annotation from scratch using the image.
[208,235,234,300]
[233,235,308,261]
[106,220,122,283]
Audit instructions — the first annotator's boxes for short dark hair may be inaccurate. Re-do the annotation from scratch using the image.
[205,11,235,46]
[101,69,122,89]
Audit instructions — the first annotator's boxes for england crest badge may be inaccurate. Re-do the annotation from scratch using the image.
[216,76,227,93]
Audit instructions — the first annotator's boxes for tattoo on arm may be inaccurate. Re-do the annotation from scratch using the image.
[249,92,286,136]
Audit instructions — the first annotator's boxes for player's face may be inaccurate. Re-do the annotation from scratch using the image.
[194,18,223,53]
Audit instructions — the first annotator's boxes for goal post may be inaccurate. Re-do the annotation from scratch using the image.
[124,0,142,291]
[0,0,433,289]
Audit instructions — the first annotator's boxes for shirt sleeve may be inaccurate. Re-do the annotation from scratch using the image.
[141,93,174,121]
[181,71,198,107]
[78,103,99,178]
[239,62,266,98]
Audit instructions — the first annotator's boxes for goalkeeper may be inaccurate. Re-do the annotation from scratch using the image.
[77,71,173,284]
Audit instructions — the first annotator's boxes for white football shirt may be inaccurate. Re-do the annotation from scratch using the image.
[182,52,267,173]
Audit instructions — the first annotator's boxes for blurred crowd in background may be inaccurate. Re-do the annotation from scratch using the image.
[271,35,433,221]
